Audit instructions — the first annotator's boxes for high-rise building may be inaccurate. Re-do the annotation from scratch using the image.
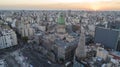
[0,29,18,49]
[53,39,77,63]
[17,20,35,37]
[75,26,86,59]
[94,27,120,51]
[52,13,78,64]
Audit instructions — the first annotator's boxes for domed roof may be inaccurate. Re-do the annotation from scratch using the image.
[57,13,65,25]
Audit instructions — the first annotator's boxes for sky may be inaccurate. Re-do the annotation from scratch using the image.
[0,0,120,10]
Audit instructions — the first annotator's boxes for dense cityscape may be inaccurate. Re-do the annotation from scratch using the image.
[0,10,120,67]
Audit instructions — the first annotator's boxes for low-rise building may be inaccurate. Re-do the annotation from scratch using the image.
[96,47,109,60]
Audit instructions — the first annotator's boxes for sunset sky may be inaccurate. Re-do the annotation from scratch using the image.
[0,0,120,10]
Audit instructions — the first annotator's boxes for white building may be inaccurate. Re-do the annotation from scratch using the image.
[17,20,35,37]
[0,59,5,67]
[96,47,109,60]
[11,51,30,67]
[38,25,46,32]
[0,29,18,49]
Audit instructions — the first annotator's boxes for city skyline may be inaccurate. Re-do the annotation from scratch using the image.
[0,0,120,10]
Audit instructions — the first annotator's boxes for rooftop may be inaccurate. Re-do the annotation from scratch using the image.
[55,38,78,48]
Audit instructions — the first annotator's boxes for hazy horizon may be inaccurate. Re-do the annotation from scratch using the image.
[0,0,120,11]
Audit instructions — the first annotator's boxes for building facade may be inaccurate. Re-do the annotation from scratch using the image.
[0,29,18,49]
[94,27,120,51]
[75,26,86,60]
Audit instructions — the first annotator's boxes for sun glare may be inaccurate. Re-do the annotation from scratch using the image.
[56,0,103,3]
[91,5,100,11]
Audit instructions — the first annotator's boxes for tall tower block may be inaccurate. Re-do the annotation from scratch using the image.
[75,26,86,60]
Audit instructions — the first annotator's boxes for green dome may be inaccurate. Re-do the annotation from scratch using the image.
[58,14,65,25]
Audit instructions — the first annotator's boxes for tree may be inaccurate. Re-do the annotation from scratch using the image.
[59,57,64,63]
[22,36,28,43]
